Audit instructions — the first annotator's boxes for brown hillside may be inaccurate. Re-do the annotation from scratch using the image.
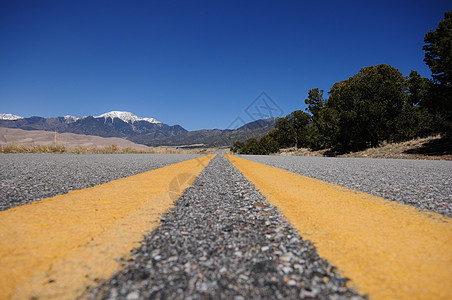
[0,127,149,150]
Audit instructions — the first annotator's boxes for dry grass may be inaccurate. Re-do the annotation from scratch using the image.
[0,144,214,155]
[278,135,452,161]
[279,147,326,157]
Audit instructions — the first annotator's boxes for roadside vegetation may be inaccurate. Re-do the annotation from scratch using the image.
[278,135,452,160]
[232,11,452,157]
[0,144,211,154]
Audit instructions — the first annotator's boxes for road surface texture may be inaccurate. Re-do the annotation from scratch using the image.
[0,153,201,211]
[86,154,365,299]
[239,155,452,217]
[228,155,451,299]
[1,154,450,299]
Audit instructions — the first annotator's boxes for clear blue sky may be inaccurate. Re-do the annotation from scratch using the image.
[0,1,450,130]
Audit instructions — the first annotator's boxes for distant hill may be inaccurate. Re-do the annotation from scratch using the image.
[0,127,149,150]
[142,118,278,147]
[0,111,277,147]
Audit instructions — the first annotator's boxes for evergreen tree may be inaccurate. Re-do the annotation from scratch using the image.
[390,71,434,141]
[285,110,311,149]
[305,88,338,149]
[423,11,452,87]
[327,64,406,150]
[422,10,452,133]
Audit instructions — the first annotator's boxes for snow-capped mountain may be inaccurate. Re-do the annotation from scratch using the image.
[96,111,161,124]
[0,111,186,143]
[64,115,84,123]
[0,111,277,146]
[0,113,23,120]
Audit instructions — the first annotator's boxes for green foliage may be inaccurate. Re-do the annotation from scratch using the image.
[242,138,260,154]
[273,117,293,148]
[230,141,245,153]
[231,11,452,155]
[406,70,430,106]
[305,89,338,149]
[231,63,440,155]
[274,111,311,149]
[422,10,452,133]
[305,88,325,117]
[231,135,279,155]
[326,64,407,150]
[259,134,280,154]
[390,102,434,142]
[230,110,311,155]
[390,70,435,141]
[287,110,311,148]
[423,10,452,86]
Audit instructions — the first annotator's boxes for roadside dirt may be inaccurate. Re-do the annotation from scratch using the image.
[278,135,452,161]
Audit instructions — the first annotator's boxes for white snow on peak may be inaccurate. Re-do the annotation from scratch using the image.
[64,115,83,122]
[0,113,23,120]
[95,111,161,124]
[64,115,83,121]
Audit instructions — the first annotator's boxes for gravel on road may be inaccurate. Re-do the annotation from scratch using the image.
[0,153,201,211]
[86,155,365,300]
[239,155,452,218]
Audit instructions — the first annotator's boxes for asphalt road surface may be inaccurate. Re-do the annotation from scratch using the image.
[0,153,201,211]
[86,154,365,299]
[239,155,452,217]
[1,153,450,299]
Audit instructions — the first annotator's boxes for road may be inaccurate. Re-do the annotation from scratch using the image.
[228,155,451,300]
[239,155,452,217]
[0,153,201,211]
[0,153,450,299]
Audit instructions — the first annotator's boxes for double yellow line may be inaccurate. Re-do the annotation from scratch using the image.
[0,155,214,299]
[226,155,452,300]
[1,154,451,299]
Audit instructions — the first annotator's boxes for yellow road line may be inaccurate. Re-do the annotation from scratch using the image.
[0,154,214,300]
[226,155,452,300]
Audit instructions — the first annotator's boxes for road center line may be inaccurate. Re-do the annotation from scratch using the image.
[226,154,452,300]
[0,154,214,300]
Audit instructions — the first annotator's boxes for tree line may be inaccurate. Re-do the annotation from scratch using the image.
[232,11,451,155]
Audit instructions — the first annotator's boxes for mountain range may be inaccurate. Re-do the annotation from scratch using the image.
[0,111,277,147]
